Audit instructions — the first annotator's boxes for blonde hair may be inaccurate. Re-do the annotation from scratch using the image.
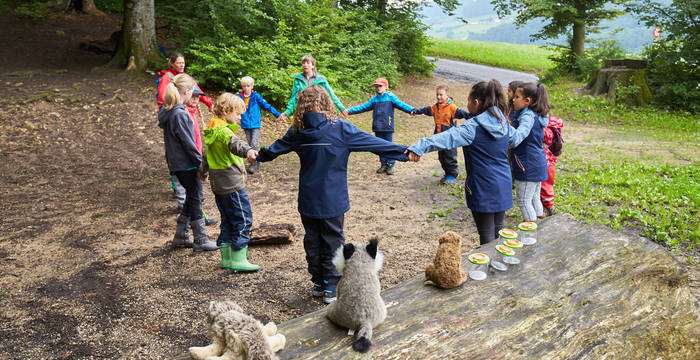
[436,84,449,94]
[163,73,196,110]
[292,85,336,131]
[301,54,317,74]
[213,92,246,119]
[240,76,254,86]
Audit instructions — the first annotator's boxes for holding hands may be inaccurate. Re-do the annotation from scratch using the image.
[404,149,421,162]
[278,113,288,122]
[246,149,259,164]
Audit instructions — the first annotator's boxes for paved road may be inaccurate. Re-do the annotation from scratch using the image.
[427,56,538,86]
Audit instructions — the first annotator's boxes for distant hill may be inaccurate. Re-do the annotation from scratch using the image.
[421,0,666,52]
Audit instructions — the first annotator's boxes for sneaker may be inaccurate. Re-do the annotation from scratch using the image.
[312,284,324,298]
[385,164,394,175]
[323,288,337,304]
[204,216,218,226]
[546,207,557,216]
[248,162,259,174]
[441,175,457,184]
[376,164,387,174]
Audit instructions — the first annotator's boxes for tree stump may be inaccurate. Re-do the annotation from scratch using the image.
[587,59,652,106]
[274,215,698,359]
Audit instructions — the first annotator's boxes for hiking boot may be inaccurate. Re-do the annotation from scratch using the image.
[546,207,557,217]
[172,214,194,248]
[385,163,394,175]
[191,218,219,252]
[204,216,218,226]
[323,287,337,304]
[312,283,324,298]
[229,246,260,272]
[376,164,387,174]
[220,244,233,269]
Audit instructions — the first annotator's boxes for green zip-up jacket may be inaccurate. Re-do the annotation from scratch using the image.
[201,122,253,195]
[283,73,345,116]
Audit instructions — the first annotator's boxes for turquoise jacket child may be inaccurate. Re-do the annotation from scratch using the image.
[283,73,345,116]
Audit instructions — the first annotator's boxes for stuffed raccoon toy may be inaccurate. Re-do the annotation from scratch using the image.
[326,238,386,353]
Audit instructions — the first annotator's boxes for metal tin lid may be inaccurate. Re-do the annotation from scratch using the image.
[503,239,523,249]
[468,253,490,265]
[518,222,538,231]
[498,228,518,239]
[495,244,515,256]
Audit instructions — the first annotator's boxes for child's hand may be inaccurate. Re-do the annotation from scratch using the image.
[341,109,349,117]
[246,149,258,164]
[197,170,208,182]
[410,110,415,116]
[405,149,421,162]
[278,113,287,122]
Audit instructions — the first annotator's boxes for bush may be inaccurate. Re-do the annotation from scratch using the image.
[541,39,627,84]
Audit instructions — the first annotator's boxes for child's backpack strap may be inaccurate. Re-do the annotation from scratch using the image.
[155,71,175,101]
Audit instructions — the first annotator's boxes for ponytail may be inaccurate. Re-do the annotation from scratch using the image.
[518,82,550,117]
[468,79,508,124]
[163,73,196,111]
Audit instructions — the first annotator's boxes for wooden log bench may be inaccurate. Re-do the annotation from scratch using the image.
[275,215,698,359]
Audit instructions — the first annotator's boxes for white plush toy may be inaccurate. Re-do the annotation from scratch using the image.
[189,300,286,360]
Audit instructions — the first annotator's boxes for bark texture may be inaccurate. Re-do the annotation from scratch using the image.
[274,215,698,359]
[587,60,653,106]
[110,0,160,71]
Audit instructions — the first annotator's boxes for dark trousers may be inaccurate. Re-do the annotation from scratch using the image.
[438,148,459,177]
[472,211,505,245]
[301,214,345,288]
[374,131,395,166]
[174,169,203,220]
[214,189,253,250]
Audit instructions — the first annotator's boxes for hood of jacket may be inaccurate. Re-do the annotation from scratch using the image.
[158,104,185,128]
[295,112,333,142]
[203,122,240,146]
[157,67,184,78]
[472,106,509,139]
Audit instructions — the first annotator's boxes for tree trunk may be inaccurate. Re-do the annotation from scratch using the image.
[109,0,160,71]
[81,0,106,16]
[572,21,585,56]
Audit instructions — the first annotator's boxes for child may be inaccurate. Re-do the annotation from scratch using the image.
[346,78,413,175]
[407,79,512,245]
[509,82,550,222]
[237,76,281,174]
[506,80,524,121]
[200,93,260,271]
[253,85,409,304]
[411,84,469,183]
[158,74,217,252]
[541,115,564,216]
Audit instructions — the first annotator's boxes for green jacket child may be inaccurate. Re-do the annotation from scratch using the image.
[283,72,346,117]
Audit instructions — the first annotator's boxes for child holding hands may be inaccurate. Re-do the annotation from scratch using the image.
[346,78,413,175]
[237,76,281,174]
[158,74,217,252]
[411,84,469,183]
[252,85,409,304]
[200,93,260,271]
[509,83,550,222]
[407,80,512,245]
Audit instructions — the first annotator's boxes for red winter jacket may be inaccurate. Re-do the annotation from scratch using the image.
[156,67,213,110]
[543,115,563,166]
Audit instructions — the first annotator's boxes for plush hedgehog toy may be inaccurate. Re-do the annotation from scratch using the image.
[189,300,286,360]
[425,231,467,289]
[326,238,386,353]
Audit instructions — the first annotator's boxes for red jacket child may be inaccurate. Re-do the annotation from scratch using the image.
[541,115,563,214]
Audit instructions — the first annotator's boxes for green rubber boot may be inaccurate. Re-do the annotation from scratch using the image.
[229,246,260,272]
[220,244,233,269]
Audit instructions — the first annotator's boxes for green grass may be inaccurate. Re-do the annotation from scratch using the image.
[426,37,556,73]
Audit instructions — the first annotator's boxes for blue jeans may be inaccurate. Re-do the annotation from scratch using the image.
[374,131,395,166]
[214,189,253,250]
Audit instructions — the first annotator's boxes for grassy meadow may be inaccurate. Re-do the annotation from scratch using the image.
[426,37,556,73]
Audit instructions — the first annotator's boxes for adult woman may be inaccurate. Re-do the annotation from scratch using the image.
[278,55,348,122]
[156,52,213,112]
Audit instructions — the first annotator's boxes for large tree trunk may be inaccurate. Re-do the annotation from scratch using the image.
[109,0,161,71]
[572,21,585,56]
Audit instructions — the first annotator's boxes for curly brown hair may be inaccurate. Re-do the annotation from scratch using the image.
[213,92,246,119]
[291,85,337,131]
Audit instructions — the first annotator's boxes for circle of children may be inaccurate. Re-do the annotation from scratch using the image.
[157,53,564,304]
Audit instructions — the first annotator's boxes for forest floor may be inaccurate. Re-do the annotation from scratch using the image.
[0,11,695,360]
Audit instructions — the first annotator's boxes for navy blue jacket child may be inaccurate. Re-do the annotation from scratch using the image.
[347,91,413,133]
[509,108,549,182]
[257,112,409,218]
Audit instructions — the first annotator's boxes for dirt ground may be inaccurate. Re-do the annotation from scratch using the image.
[0,11,695,360]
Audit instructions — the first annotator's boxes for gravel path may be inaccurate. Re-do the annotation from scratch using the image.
[427,56,538,86]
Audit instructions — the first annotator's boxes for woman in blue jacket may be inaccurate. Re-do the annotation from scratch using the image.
[254,85,408,304]
[509,82,550,222]
[407,79,512,245]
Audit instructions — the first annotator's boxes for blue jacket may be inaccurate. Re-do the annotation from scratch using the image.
[158,104,202,174]
[237,91,281,129]
[408,107,513,213]
[257,112,409,219]
[347,91,413,132]
[509,108,549,182]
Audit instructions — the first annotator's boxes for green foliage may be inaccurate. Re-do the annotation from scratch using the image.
[629,1,700,112]
[94,0,122,14]
[426,37,556,73]
[13,0,52,20]
[541,39,627,83]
